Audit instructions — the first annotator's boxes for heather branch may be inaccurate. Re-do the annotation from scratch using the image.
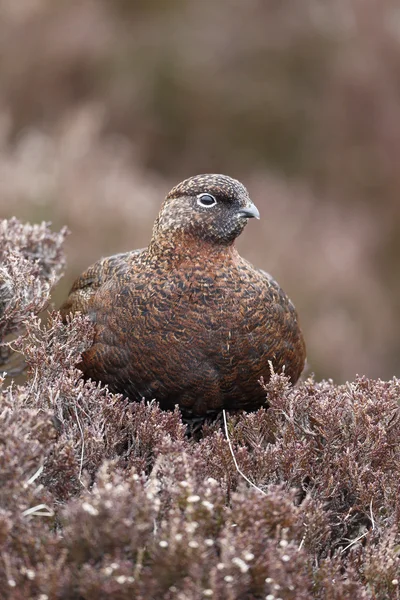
[0,218,67,343]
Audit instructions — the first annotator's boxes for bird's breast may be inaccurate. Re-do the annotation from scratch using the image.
[97,271,264,363]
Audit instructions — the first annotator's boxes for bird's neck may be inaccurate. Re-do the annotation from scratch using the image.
[147,231,239,265]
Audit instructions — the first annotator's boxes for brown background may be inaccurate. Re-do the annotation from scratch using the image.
[2,0,400,382]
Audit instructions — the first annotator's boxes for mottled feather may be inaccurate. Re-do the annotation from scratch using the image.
[60,174,306,418]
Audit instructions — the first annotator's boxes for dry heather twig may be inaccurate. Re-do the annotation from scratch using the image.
[0,218,67,368]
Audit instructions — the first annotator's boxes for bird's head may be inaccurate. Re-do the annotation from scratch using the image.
[152,174,260,248]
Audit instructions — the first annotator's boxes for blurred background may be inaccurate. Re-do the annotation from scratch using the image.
[1,0,399,383]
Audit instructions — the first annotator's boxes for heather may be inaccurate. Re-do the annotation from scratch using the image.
[1,221,400,599]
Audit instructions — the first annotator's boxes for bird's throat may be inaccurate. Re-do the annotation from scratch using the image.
[147,230,239,266]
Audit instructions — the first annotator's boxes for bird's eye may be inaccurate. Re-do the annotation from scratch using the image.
[197,193,217,208]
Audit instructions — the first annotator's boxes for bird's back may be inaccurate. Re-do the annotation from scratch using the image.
[60,250,143,317]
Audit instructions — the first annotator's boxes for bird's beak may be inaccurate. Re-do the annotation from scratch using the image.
[237,203,260,220]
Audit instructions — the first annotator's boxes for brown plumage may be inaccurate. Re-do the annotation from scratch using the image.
[61,174,306,420]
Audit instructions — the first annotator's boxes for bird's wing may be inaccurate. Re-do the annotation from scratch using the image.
[60,249,144,319]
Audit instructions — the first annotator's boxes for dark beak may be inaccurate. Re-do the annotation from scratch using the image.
[238,203,260,220]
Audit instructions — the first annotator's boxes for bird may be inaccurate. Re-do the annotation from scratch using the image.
[60,174,306,423]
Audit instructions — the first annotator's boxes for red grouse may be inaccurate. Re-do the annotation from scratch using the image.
[61,174,306,421]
